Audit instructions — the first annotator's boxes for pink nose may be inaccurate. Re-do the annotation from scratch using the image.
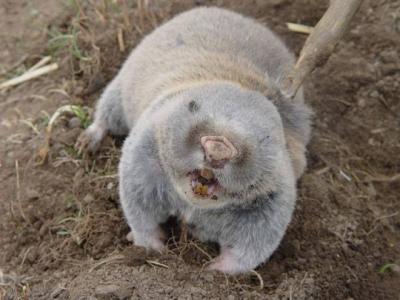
[201,136,238,166]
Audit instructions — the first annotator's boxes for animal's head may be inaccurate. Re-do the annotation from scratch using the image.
[155,0,362,208]
[156,82,292,208]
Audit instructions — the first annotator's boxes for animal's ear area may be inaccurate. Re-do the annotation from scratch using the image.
[264,71,306,103]
[263,73,287,103]
[284,129,307,179]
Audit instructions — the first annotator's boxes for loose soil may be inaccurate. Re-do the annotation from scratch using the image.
[1,0,399,299]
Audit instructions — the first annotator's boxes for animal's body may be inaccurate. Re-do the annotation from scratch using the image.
[77,7,311,274]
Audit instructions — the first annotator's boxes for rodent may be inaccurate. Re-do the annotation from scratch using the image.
[76,7,311,274]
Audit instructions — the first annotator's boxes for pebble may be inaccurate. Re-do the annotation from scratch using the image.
[25,188,40,201]
[201,272,214,283]
[95,284,131,299]
[68,117,82,129]
[357,98,366,108]
[391,264,400,275]
[83,193,95,204]
[57,127,81,145]
[380,49,398,63]
[369,90,380,99]
[122,247,147,267]
[26,247,39,264]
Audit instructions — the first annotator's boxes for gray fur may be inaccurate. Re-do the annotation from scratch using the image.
[77,7,312,274]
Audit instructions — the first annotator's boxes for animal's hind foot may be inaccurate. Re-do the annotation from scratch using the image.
[75,122,107,155]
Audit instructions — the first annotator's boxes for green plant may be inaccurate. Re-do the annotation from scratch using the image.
[48,27,89,61]
[379,262,400,273]
[70,105,91,128]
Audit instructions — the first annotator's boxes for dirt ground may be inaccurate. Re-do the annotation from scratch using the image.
[0,0,399,299]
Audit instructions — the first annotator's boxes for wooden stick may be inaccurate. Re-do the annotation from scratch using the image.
[280,0,363,99]
[0,63,58,90]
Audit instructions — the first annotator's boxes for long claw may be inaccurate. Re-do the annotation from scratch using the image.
[74,123,106,156]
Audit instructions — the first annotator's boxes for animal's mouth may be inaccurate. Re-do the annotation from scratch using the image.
[188,169,220,200]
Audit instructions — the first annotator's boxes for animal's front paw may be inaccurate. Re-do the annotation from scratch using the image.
[207,247,252,274]
[75,123,106,155]
[126,227,166,253]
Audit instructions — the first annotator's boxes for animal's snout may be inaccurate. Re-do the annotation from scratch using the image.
[201,136,238,168]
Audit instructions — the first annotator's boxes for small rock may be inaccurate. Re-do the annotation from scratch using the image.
[174,272,189,282]
[369,90,380,99]
[341,242,352,257]
[126,231,133,242]
[74,85,84,96]
[57,128,81,146]
[381,63,399,76]
[201,272,214,283]
[26,188,40,201]
[380,49,398,63]
[373,251,380,258]
[39,222,50,237]
[26,247,39,264]
[68,117,82,129]
[122,247,147,267]
[390,264,400,275]
[228,295,235,300]
[95,284,119,298]
[83,193,95,204]
[95,284,131,300]
[33,220,43,230]
[357,98,366,108]
[107,182,114,190]
[368,138,376,146]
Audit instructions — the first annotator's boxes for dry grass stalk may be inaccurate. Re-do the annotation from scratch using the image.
[367,173,400,183]
[117,28,125,52]
[15,160,29,224]
[286,23,313,34]
[189,241,213,260]
[0,63,58,90]
[145,260,169,269]
[250,270,264,290]
[27,56,52,72]
[89,254,125,272]
[37,105,81,164]
[0,55,28,77]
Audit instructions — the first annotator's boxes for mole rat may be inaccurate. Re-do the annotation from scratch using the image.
[76,7,311,274]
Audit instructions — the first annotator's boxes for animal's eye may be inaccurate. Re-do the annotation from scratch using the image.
[188,100,200,113]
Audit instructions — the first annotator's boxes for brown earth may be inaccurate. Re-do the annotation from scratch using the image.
[0,0,399,299]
